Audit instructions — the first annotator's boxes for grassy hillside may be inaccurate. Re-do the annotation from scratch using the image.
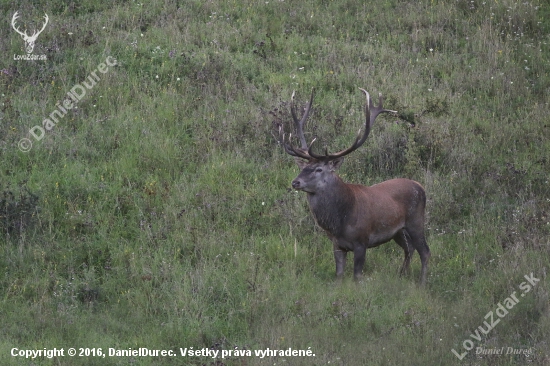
[1,0,549,365]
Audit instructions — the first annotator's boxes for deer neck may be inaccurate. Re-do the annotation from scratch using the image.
[306,177,355,235]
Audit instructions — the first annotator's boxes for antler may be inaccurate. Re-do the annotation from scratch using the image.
[290,89,314,149]
[35,14,49,38]
[12,12,49,39]
[280,88,396,161]
[279,89,316,160]
[11,12,27,38]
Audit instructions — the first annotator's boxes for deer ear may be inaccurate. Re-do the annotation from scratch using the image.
[329,158,344,171]
[294,157,309,170]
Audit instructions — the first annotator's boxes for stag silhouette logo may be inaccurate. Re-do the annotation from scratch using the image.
[11,11,49,54]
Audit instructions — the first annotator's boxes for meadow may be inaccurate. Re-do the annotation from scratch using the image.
[1,0,549,365]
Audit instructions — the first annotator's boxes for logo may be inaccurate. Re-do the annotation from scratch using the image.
[11,11,48,60]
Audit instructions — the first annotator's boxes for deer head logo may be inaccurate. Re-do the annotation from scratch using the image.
[11,11,49,54]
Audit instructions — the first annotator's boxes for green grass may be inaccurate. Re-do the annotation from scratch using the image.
[1,0,549,365]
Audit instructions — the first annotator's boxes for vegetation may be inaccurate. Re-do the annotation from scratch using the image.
[1,0,549,364]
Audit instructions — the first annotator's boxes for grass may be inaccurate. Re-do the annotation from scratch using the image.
[1,0,549,365]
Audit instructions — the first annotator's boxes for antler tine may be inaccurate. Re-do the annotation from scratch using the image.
[283,88,315,160]
[368,91,397,129]
[290,89,314,150]
[285,139,314,160]
[277,124,313,160]
[349,87,374,151]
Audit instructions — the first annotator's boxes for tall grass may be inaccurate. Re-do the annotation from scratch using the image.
[1,0,549,365]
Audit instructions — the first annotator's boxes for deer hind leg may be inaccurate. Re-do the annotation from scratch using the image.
[407,228,431,286]
[393,229,415,277]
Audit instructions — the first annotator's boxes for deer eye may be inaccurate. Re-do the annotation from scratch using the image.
[315,168,323,173]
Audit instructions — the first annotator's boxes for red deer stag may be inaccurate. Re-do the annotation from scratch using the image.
[278,89,430,285]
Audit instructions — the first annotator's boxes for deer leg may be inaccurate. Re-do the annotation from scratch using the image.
[407,229,430,286]
[394,229,415,277]
[333,240,347,278]
[352,245,367,281]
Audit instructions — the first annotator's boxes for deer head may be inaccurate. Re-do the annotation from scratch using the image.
[278,88,396,192]
[12,11,49,54]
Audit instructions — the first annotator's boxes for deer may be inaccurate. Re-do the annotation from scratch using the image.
[11,11,49,54]
[277,88,430,285]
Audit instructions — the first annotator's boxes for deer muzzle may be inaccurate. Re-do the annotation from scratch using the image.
[292,179,303,190]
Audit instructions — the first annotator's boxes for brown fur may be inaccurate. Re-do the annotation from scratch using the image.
[292,159,430,284]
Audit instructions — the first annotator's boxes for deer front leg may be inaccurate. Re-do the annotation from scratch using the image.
[353,245,367,281]
[332,241,347,278]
